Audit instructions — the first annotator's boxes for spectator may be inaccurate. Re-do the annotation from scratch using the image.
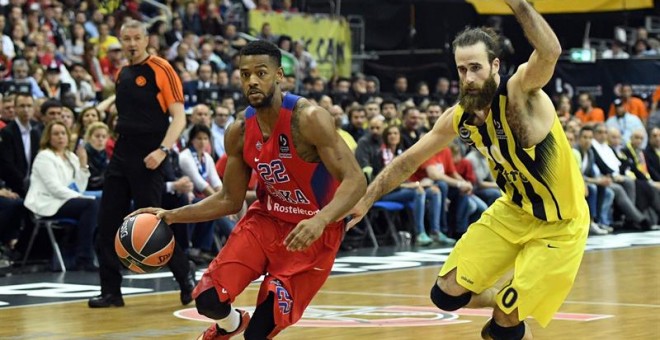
[165,17,184,47]
[0,14,15,60]
[199,42,226,71]
[342,106,367,142]
[68,63,96,107]
[393,74,410,102]
[425,102,443,131]
[381,99,401,128]
[84,9,104,39]
[606,98,646,147]
[601,39,630,59]
[181,1,203,36]
[1,94,15,124]
[161,148,195,255]
[465,147,501,206]
[201,3,224,36]
[89,23,120,59]
[83,122,110,198]
[413,81,431,108]
[10,58,45,98]
[399,106,423,150]
[23,120,98,270]
[645,127,660,182]
[181,104,213,149]
[0,93,40,197]
[74,106,101,149]
[555,94,572,124]
[64,23,89,65]
[293,39,317,78]
[408,146,459,243]
[99,42,125,84]
[574,92,604,124]
[450,143,488,234]
[356,116,385,182]
[37,98,63,134]
[376,125,434,246]
[210,105,234,158]
[608,84,649,122]
[258,22,278,44]
[178,124,235,259]
[433,77,456,107]
[42,63,72,101]
[576,126,613,235]
[328,104,356,152]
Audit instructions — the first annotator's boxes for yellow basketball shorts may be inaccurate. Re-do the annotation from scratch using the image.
[438,198,589,327]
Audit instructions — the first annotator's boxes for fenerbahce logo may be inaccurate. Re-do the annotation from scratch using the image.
[174,305,611,327]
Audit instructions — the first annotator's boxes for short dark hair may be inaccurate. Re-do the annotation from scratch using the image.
[41,98,63,115]
[380,99,398,111]
[452,27,501,64]
[239,40,281,67]
[579,125,594,136]
[188,123,212,142]
[14,92,33,106]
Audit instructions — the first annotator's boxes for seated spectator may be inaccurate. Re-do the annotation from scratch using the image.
[161,149,195,257]
[607,84,649,122]
[10,58,45,98]
[83,122,111,198]
[645,127,660,182]
[574,92,604,125]
[179,124,235,260]
[392,74,411,103]
[380,99,401,128]
[591,124,648,229]
[606,98,645,147]
[601,39,630,59]
[342,106,367,142]
[24,120,98,270]
[372,125,434,246]
[409,146,461,243]
[399,106,423,150]
[555,94,572,124]
[0,93,40,197]
[450,144,488,229]
[327,105,356,152]
[465,147,501,207]
[89,23,119,59]
[99,42,124,84]
[0,179,25,263]
[576,126,614,235]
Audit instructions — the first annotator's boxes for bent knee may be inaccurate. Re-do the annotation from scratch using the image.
[195,288,231,320]
[430,281,471,311]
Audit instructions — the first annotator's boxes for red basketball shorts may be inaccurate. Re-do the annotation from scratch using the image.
[192,207,344,334]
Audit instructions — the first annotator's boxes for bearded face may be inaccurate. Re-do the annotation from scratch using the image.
[459,71,497,113]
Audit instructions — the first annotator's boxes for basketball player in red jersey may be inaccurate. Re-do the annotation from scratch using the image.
[129,40,366,339]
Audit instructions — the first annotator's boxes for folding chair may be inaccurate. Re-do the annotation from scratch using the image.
[22,215,79,272]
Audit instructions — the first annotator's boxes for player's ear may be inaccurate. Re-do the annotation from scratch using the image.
[276,67,284,84]
[491,58,501,75]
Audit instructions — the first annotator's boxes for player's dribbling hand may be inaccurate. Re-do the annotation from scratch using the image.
[342,198,370,231]
[284,217,326,252]
[144,149,167,169]
[125,207,171,224]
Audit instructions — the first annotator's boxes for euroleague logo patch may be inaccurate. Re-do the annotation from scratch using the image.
[135,76,147,87]
[174,305,612,327]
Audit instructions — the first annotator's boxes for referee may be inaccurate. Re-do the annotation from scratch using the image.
[89,20,195,308]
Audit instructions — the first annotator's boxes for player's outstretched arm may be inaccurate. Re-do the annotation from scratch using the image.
[344,106,458,229]
[505,0,561,93]
[130,119,251,224]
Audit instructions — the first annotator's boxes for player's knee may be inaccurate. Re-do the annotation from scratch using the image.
[195,288,231,320]
[430,283,471,311]
[484,319,525,340]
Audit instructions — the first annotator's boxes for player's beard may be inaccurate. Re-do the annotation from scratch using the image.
[459,74,497,113]
[248,86,276,108]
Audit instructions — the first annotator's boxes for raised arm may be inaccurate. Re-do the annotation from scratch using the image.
[506,0,561,93]
[344,106,458,229]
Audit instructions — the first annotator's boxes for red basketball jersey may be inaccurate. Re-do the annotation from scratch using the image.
[243,93,339,224]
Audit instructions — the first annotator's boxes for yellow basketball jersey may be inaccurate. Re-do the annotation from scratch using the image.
[452,77,584,221]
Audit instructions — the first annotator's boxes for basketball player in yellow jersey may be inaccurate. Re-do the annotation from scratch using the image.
[344,0,589,339]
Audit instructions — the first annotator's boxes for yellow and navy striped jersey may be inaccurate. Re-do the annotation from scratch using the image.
[452,76,584,221]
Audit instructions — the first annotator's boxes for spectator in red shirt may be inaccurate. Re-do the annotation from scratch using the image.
[99,42,124,83]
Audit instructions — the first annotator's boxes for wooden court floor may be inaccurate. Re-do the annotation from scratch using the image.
[1,246,659,339]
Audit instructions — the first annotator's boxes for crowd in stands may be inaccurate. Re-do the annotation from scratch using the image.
[1,0,659,271]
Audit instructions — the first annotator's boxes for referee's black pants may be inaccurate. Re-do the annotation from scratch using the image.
[95,136,190,296]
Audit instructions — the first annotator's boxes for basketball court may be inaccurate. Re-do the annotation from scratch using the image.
[1,231,659,339]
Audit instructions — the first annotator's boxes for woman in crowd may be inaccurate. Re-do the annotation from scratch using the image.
[83,122,110,198]
[24,121,98,270]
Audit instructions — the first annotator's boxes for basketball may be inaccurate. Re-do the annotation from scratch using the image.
[114,213,175,273]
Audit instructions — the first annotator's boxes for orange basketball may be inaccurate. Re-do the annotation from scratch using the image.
[114,213,175,273]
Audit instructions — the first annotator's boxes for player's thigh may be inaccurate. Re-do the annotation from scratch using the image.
[439,201,520,294]
[196,211,273,302]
